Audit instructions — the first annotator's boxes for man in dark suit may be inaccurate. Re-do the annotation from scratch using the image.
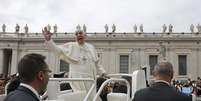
[133,61,192,101]
[4,53,51,101]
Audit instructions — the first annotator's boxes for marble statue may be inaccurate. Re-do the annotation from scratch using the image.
[2,24,6,32]
[112,24,116,33]
[83,24,87,32]
[140,24,143,33]
[190,24,194,33]
[196,24,201,33]
[162,24,167,33]
[134,24,137,33]
[104,24,108,33]
[24,24,29,33]
[47,24,51,31]
[168,24,173,33]
[15,24,20,33]
[76,24,81,31]
[53,24,57,33]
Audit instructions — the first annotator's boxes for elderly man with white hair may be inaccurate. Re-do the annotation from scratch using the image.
[42,27,106,95]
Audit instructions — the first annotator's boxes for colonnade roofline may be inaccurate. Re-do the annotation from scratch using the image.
[0,32,201,42]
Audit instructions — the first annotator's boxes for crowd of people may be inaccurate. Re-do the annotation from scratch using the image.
[172,77,201,96]
[0,77,7,95]
[0,74,19,95]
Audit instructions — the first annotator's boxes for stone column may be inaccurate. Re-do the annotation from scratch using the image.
[166,47,170,61]
[0,49,3,74]
[140,48,146,66]
[10,49,18,74]
[102,49,110,73]
[183,48,198,80]
[136,48,141,68]
[102,48,116,73]
[130,49,137,72]
[109,48,117,73]
[189,49,196,80]
[198,48,201,78]
[169,48,178,77]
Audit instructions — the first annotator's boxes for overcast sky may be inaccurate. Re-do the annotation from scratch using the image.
[0,0,200,33]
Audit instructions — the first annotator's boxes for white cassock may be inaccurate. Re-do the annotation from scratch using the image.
[46,39,105,93]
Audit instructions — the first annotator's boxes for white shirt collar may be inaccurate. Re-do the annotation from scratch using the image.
[20,83,40,100]
[154,80,170,86]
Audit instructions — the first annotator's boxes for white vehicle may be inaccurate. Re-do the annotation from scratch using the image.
[44,69,148,101]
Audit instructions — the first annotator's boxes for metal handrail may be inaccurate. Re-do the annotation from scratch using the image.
[49,78,94,82]
[107,73,132,77]
[93,78,131,101]
[107,73,133,98]
[49,78,95,101]
[83,83,96,101]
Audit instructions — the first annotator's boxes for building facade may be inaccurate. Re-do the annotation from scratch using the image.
[0,32,201,80]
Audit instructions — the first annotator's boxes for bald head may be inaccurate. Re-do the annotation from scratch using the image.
[153,62,174,79]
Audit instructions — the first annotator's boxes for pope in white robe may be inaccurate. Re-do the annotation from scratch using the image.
[43,28,106,95]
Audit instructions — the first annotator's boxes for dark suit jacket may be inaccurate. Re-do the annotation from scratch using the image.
[4,86,40,101]
[133,82,192,101]
[6,78,20,95]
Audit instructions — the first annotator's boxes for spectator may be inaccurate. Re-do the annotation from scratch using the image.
[172,79,176,86]
[181,81,193,95]
[113,76,132,97]
[197,77,201,96]
[97,77,111,101]
[133,61,192,101]
[187,78,192,86]
[0,74,3,78]
[113,81,127,94]
[5,74,20,95]
[175,81,182,92]
[4,53,51,101]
